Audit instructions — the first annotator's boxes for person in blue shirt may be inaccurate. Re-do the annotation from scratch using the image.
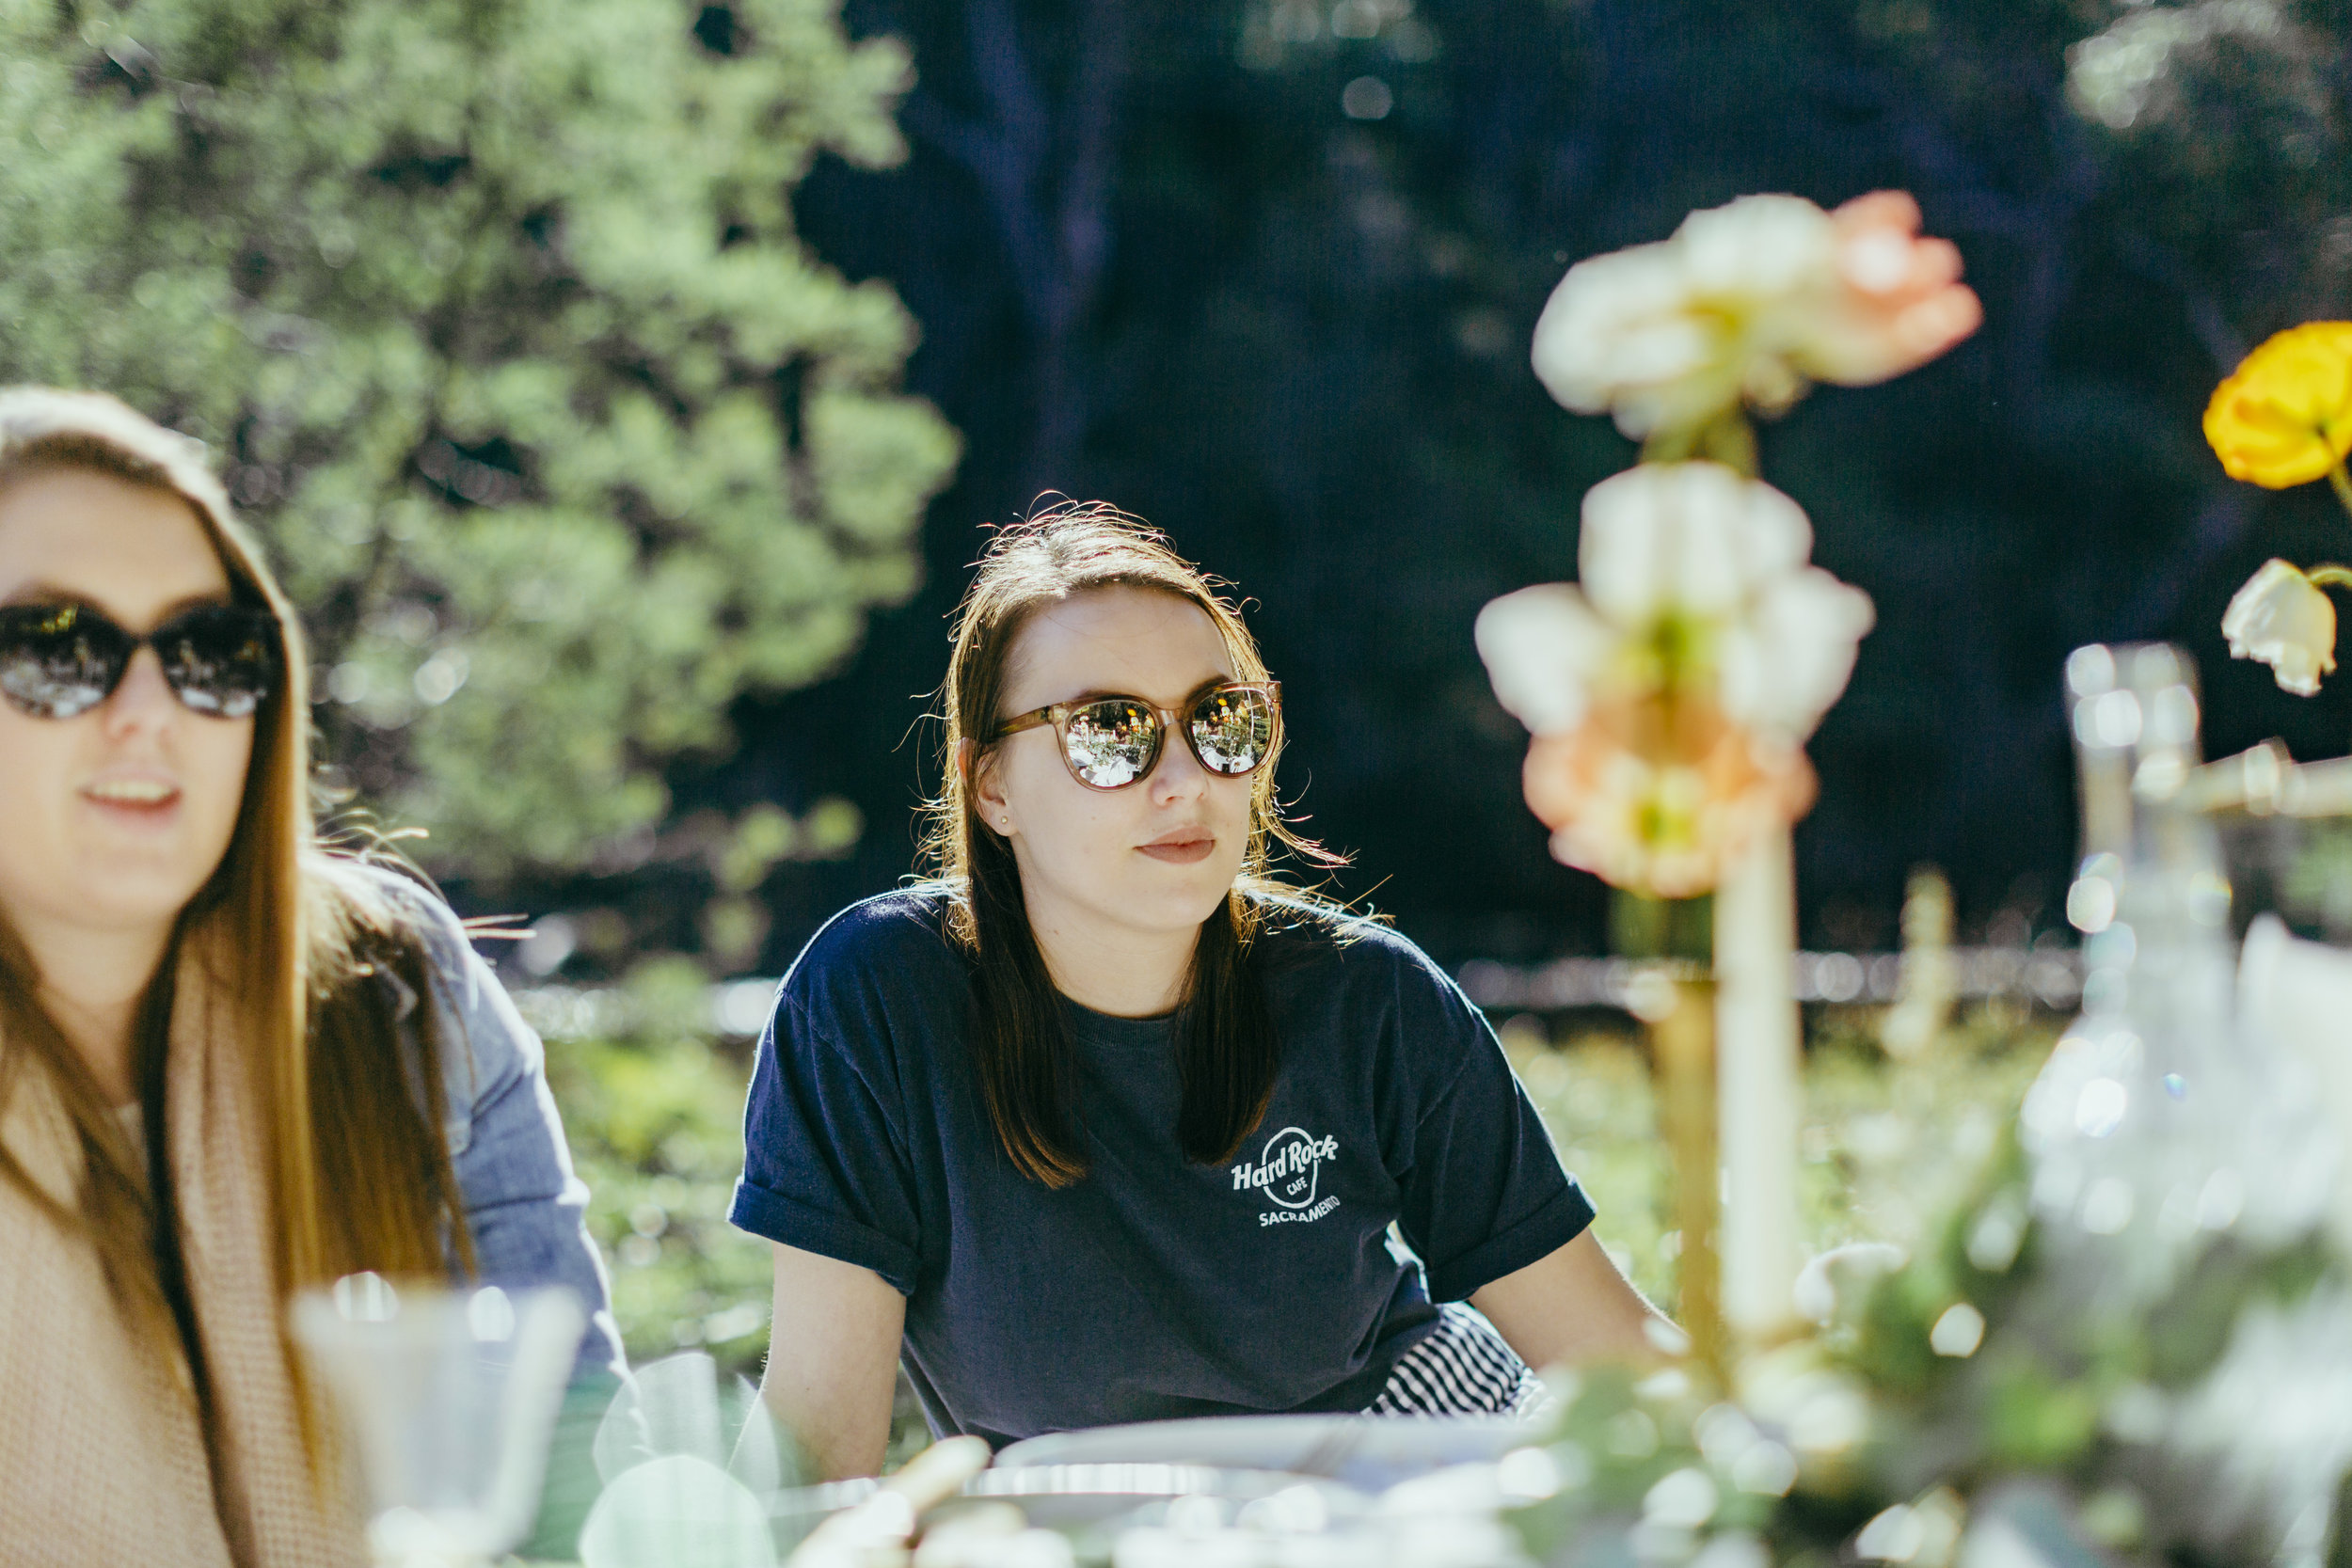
[0,388,615,1567]
[733,501,1670,1478]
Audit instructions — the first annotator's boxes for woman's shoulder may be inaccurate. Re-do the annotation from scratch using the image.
[757,886,969,1079]
[781,883,968,1006]
[1251,895,1496,1101]
[314,852,462,943]
[1248,889,1449,986]
[301,855,522,1142]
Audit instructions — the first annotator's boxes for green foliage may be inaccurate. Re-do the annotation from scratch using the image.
[1505,1005,2055,1310]
[0,0,958,879]
[1979,1359,2100,1471]
[1502,1020,2348,1568]
[1502,1364,1781,1565]
[2274,818,2352,940]
[541,1019,775,1379]
[1506,1024,1675,1304]
[1794,1011,2051,1265]
[1842,1132,2033,1402]
[1502,1007,2352,1564]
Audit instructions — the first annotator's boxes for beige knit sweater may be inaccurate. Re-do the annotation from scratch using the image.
[0,947,367,1568]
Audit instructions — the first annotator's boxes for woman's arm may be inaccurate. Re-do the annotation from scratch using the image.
[1470,1229,1679,1371]
[758,1241,906,1481]
[382,869,625,1382]
[437,977,624,1383]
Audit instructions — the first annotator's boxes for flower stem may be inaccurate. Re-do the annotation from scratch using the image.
[1699,413,1759,480]
[1641,427,1698,466]
[2307,562,2352,591]
[1651,974,1726,1386]
[2328,459,2352,523]
[1641,411,1758,479]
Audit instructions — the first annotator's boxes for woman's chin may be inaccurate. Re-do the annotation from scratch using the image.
[1119,862,1246,929]
[33,853,215,936]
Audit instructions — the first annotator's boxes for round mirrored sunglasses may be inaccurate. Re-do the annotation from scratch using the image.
[993,680,1281,791]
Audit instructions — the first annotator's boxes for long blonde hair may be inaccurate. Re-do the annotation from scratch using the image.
[0,389,470,1405]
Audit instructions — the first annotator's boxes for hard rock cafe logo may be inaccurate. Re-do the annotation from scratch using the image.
[1231,1125,1341,1226]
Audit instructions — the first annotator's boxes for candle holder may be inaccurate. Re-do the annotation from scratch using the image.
[1633,959,1725,1384]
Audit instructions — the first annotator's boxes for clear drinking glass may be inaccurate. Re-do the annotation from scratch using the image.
[292,1273,584,1567]
[2028,643,2334,1306]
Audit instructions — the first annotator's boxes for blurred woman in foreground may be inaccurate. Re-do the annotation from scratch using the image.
[0,388,618,1568]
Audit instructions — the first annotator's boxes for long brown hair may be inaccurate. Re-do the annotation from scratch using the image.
[921,501,1347,1187]
[0,389,470,1418]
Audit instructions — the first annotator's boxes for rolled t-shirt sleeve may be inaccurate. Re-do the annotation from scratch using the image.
[1388,965,1596,1305]
[730,988,925,1294]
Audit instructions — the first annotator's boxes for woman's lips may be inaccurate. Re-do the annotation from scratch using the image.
[1137,836,1215,864]
[80,782,183,828]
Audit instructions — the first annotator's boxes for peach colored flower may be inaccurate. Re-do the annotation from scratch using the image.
[1798,191,1985,387]
[1531,191,1981,441]
[1522,692,1816,900]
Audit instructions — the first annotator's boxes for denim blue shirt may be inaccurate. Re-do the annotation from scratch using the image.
[374,868,625,1383]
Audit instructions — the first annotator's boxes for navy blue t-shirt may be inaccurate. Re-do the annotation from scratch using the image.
[728,885,1594,1447]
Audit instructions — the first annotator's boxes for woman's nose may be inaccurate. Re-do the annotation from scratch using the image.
[1148,717,1211,799]
[101,649,178,736]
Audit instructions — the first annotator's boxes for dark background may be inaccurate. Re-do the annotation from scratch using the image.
[684,0,2352,971]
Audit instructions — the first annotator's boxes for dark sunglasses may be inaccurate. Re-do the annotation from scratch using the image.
[995,680,1282,791]
[0,600,280,721]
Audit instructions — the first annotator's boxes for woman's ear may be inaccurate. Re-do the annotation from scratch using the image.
[967,740,1013,835]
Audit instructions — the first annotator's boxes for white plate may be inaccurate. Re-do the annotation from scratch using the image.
[994,1415,1533,1493]
[959,1464,1359,1528]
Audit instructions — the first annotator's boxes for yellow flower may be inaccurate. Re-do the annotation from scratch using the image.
[2204,322,2352,488]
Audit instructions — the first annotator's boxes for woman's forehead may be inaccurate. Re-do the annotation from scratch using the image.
[0,467,228,621]
[1007,586,1235,708]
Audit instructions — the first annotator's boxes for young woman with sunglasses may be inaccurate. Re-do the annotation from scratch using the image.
[0,389,618,1568]
[735,505,1669,1479]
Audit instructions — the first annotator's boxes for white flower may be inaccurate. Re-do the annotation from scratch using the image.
[1473,582,1613,736]
[1529,199,1832,440]
[1473,463,1873,896]
[1475,463,1875,743]
[1531,192,1980,441]
[2222,559,2337,696]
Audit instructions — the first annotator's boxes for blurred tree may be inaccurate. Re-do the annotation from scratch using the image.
[0,0,959,880]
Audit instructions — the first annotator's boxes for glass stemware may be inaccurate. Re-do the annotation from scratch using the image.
[292,1273,584,1567]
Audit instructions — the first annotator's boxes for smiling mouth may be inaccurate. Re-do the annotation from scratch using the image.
[1137,835,1215,864]
[82,780,181,814]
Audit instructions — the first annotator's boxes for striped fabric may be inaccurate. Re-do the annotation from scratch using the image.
[1366,1301,1549,1418]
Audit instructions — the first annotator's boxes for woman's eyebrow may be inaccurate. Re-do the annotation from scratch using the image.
[0,582,234,617]
[1057,675,1235,708]
[152,588,238,619]
[0,581,91,610]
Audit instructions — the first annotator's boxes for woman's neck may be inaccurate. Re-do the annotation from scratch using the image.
[17,917,171,1106]
[1025,902,1197,1018]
